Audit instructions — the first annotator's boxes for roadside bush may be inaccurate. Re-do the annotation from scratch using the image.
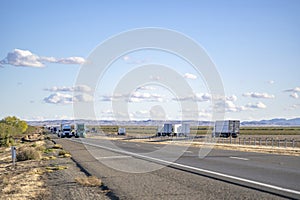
[0,134,14,147]
[0,116,28,147]
[36,145,46,152]
[75,176,102,187]
[58,150,69,156]
[16,147,41,161]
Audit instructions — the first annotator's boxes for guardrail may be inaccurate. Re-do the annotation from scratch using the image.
[98,133,299,148]
[209,137,298,148]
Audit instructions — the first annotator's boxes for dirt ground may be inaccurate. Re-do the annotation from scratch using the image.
[0,139,110,200]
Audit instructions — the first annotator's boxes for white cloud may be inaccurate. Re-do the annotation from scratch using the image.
[73,93,93,102]
[56,57,85,65]
[290,93,299,99]
[0,49,85,67]
[226,95,238,102]
[0,49,44,67]
[44,93,73,104]
[284,87,300,99]
[45,85,91,93]
[44,92,93,104]
[130,110,149,120]
[224,101,244,112]
[137,86,156,91]
[175,93,211,102]
[122,55,148,65]
[245,102,267,109]
[130,91,164,103]
[216,100,266,113]
[288,104,300,110]
[243,92,275,99]
[183,73,197,80]
[284,87,300,93]
[175,94,237,103]
[99,110,128,120]
[99,91,165,103]
[267,80,275,84]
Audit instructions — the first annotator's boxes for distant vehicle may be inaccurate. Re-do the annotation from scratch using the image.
[117,127,126,135]
[157,123,172,136]
[51,127,56,133]
[174,123,190,137]
[60,124,72,138]
[75,123,86,138]
[212,120,240,138]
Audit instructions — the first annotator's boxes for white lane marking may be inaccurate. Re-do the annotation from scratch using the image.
[185,151,193,154]
[122,143,127,145]
[136,144,141,147]
[154,146,161,149]
[97,155,131,160]
[229,156,249,161]
[69,139,300,196]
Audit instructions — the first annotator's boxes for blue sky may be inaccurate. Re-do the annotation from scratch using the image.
[0,0,299,121]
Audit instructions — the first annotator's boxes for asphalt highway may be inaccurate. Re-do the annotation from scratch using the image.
[56,137,300,199]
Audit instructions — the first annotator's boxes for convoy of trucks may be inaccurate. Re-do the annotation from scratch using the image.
[51,123,86,138]
[49,120,240,139]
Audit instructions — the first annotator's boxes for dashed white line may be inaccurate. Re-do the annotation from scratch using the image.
[154,146,161,149]
[135,144,141,147]
[229,156,249,161]
[97,155,131,160]
[185,151,193,154]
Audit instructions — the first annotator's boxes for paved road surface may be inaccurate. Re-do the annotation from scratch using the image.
[55,137,300,199]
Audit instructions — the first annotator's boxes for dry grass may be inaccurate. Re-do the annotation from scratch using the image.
[75,176,102,187]
[45,165,68,172]
[52,144,63,149]
[58,150,72,158]
[42,155,57,160]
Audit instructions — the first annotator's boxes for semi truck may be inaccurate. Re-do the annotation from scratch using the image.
[174,123,190,137]
[75,123,86,138]
[157,123,172,136]
[212,120,240,138]
[59,124,72,138]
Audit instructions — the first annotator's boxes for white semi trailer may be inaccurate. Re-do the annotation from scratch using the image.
[157,123,172,136]
[75,123,86,138]
[174,123,190,137]
[213,120,240,138]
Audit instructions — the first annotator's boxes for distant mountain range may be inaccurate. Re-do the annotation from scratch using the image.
[27,118,300,127]
[241,118,300,126]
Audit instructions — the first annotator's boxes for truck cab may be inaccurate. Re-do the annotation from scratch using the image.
[60,124,72,138]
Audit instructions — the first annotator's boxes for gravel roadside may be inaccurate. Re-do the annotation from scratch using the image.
[43,138,111,200]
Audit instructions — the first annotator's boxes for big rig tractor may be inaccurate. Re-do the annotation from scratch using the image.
[59,124,72,138]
